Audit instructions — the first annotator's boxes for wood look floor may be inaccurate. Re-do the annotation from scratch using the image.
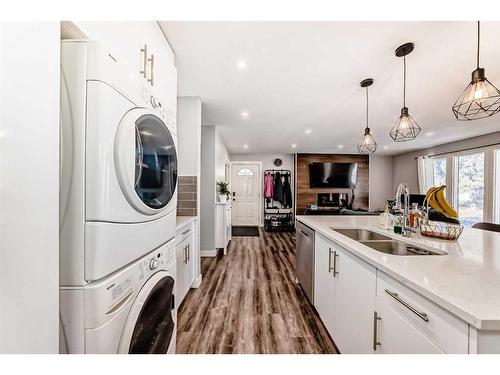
[176,228,338,354]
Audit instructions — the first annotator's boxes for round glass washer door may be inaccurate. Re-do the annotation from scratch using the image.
[115,108,178,215]
[118,271,176,354]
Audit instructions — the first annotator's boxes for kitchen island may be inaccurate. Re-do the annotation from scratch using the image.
[297,215,500,354]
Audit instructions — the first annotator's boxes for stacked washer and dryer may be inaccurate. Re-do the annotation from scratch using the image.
[59,40,178,354]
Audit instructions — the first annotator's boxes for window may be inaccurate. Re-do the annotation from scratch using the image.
[455,152,485,227]
[237,168,254,176]
[432,157,447,187]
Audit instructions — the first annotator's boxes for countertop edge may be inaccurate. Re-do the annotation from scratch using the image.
[176,216,197,230]
[296,216,494,331]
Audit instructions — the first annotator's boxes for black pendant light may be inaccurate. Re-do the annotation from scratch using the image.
[390,43,421,142]
[357,78,377,154]
[452,21,500,121]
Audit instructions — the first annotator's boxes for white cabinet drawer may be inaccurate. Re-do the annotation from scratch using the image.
[176,221,195,245]
[375,297,443,354]
[377,271,469,353]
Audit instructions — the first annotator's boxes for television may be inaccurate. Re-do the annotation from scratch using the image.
[309,162,358,188]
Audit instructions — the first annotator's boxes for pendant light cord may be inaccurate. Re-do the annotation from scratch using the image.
[477,20,480,68]
[366,86,369,128]
[403,55,406,108]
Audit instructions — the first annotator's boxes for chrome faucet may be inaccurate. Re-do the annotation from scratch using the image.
[394,183,415,237]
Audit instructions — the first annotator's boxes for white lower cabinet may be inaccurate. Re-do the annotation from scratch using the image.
[314,234,376,353]
[314,234,336,335]
[176,222,196,305]
[333,243,376,353]
[313,232,469,354]
[374,297,443,354]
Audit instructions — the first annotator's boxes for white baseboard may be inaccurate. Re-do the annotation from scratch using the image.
[201,249,218,257]
[191,274,203,288]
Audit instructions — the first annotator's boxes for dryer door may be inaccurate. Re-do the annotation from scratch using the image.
[118,271,176,354]
[115,108,178,215]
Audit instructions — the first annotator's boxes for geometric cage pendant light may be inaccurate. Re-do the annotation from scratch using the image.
[357,78,377,154]
[452,21,500,121]
[390,42,422,142]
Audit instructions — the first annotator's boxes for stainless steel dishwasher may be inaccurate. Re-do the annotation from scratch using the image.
[296,221,315,304]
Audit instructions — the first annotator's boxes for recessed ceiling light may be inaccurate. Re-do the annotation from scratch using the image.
[425,131,435,136]
[241,111,249,119]
[236,61,247,69]
[243,144,249,149]
[305,129,312,134]
[383,145,390,150]
[338,145,344,149]
[291,144,297,148]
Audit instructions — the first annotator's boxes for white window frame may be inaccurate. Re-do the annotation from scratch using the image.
[429,145,496,224]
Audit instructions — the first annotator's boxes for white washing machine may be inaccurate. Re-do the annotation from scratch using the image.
[60,40,178,285]
[60,240,177,354]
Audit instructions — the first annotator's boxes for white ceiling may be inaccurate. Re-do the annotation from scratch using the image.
[160,21,500,155]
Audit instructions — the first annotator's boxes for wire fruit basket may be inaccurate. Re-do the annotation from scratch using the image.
[419,220,464,241]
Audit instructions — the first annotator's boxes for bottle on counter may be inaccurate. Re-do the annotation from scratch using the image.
[409,203,420,228]
[379,205,393,230]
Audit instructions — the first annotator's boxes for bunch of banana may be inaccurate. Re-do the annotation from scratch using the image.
[424,185,458,219]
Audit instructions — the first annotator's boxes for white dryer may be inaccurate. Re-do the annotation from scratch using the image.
[60,40,178,284]
[60,240,177,354]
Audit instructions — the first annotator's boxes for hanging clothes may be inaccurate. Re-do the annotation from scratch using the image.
[264,171,274,198]
[282,173,293,208]
[273,172,284,203]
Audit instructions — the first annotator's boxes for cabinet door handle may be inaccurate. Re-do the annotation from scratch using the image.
[187,244,190,262]
[384,289,429,322]
[147,54,154,85]
[333,250,339,277]
[328,248,334,273]
[183,246,188,264]
[140,44,148,79]
[373,311,382,351]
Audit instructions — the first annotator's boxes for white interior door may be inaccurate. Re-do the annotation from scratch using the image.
[231,163,260,226]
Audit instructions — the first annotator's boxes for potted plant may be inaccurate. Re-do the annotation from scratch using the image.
[216,180,230,203]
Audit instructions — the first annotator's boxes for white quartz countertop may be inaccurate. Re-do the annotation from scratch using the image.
[176,216,196,229]
[296,215,500,330]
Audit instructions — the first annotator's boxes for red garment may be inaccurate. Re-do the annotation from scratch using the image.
[264,172,274,198]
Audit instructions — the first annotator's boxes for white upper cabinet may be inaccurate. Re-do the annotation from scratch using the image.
[67,22,178,118]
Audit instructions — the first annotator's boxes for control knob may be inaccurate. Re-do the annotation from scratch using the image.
[149,258,159,270]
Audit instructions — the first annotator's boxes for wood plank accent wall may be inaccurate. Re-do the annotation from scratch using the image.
[296,154,369,215]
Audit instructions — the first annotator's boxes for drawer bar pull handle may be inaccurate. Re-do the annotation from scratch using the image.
[384,289,429,322]
[181,229,191,235]
[373,311,382,351]
[333,250,339,277]
[328,248,333,273]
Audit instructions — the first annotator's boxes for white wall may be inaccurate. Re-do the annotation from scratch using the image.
[392,131,500,193]
[177,97,202,176]
[369,155,394,211]
[0,22,60,353]
[177,97,202,278]
[201,126,216,252]
[215,127,230,182]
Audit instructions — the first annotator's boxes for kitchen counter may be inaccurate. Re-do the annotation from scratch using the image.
[176,216,196,230]
[297,215,500,330]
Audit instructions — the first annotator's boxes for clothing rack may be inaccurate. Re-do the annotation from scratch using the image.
[263,169,294,232]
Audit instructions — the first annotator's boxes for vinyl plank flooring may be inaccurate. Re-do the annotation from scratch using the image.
[176,228,338,354]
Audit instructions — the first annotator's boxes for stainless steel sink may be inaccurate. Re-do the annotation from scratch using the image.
[331,227,445,256]
[331,228,392,241]
[359,240,444,256]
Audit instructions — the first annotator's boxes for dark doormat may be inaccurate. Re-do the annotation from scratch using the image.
[232,226,260,237]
